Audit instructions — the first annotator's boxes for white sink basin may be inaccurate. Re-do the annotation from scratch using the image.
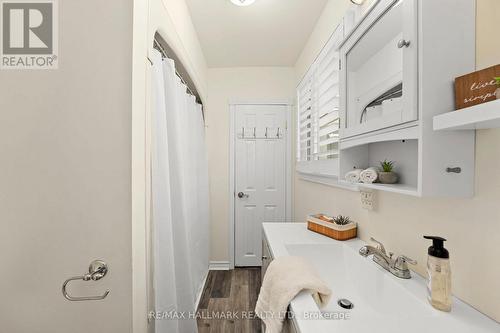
[285,242,499,332]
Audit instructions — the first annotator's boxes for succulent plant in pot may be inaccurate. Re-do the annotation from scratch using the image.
[332,215,357,233]
[379,160,399,184]
[333,215,352,226]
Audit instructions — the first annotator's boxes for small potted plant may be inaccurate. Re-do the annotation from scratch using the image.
[495,77,500,99]
[379,160,398,184]
[333,215,354,227]
[331,215,357,240]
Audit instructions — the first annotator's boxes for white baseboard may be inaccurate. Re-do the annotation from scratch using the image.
[209,261,230,270]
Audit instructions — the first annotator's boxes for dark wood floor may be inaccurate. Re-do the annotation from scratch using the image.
[197,268,262,333]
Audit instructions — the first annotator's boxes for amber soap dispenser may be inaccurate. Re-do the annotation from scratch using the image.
[424,236,451,311]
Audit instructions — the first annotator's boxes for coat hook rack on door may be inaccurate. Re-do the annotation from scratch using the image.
[237,127,284,140]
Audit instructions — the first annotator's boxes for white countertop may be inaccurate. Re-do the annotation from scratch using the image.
[262,223,499,333]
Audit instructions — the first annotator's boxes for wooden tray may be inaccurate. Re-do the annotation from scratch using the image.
[307,215,357,241]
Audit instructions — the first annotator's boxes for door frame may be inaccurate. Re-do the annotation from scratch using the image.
[228,100,293,269]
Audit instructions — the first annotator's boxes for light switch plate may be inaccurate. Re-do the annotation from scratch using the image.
[361,189,375,210]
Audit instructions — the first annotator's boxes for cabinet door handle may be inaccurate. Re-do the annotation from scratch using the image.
[397,39,411,48]
[446,167,462,174]
[262,256,268,260]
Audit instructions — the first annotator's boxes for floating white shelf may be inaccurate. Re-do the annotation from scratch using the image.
[433,99,500,131]
[357,182,420,197]
[297,172,360,192]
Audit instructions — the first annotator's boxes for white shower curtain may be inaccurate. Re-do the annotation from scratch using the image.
[151,49,209,333]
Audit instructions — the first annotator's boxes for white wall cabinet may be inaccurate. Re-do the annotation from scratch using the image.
[297,0,476,197]
[339,0,475,197]
[336,0,476,197]
[340,0,418,139]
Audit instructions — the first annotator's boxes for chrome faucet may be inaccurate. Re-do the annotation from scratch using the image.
[359,237,417,279]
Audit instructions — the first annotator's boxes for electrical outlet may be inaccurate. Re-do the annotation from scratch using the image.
[360,189,375,210]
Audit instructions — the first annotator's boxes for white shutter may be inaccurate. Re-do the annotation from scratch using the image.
[315,26,343,160]
[297,74,314,161]
[296,24,344,173]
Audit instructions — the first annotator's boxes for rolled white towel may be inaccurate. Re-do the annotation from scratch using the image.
[360,167,380,183]
[345,169,362,183]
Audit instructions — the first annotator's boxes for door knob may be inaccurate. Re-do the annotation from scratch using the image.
[237,192,249,199]
[397,39,411,48]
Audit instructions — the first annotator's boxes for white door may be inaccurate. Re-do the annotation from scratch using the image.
[234,104,287,267]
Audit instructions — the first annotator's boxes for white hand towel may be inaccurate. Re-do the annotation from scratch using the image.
[345,169,362,183]
[360,167,380,183]
[255,256,332,333]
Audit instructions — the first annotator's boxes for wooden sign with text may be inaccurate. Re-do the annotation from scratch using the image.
[454,64,500,110]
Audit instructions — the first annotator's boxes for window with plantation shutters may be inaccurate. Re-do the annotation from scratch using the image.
[316,29,342,160]
[297,74,314,162]
[296,24,343,175]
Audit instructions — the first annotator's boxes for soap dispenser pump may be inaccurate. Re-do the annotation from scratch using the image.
[424,236,451,311]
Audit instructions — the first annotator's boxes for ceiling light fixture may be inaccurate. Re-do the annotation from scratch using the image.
[350,0,366,5]
[230,0,256,7]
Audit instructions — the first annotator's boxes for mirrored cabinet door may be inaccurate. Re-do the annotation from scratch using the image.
[340,0,418,139]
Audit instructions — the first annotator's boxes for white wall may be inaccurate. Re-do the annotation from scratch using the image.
[294,0,351,83]
[149,0,208,99]
[1,1,133,332]
[206,67,296,262]
[0,0,207,330]
[293,0,500,322]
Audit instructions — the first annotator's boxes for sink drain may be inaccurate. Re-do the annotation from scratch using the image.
[337,298,354,309]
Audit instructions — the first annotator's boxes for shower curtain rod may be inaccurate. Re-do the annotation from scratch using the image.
[152,38,197,100]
